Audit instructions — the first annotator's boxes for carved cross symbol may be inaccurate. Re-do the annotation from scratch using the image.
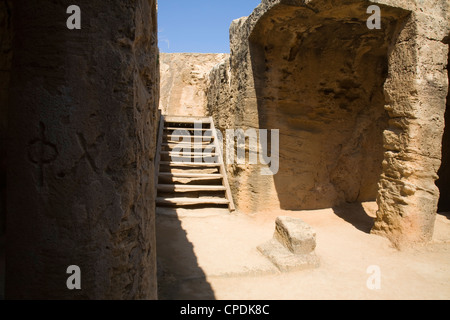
[28,122,58,187]
[76,133,98,172]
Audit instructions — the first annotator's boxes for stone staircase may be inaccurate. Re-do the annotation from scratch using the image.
[155,115,235,213]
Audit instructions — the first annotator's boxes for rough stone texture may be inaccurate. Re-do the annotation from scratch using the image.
[208,0,450,247]
[258,239,320,272]
[160,53,228,116]
[371,0,449,247]
[209,0,412,212]
[258,217,319,272]
[6,0,159,299]
[274,216,316,255]
[207,58,234,128]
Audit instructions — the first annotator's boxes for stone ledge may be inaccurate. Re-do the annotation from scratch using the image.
[257,239,320,273]
[257,217,320,272]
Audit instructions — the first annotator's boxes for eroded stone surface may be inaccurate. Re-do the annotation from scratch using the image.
[6,0,159,299]
[160,53,228,116]
[208,0,450,247]
[258,216,319,272]
[258,239,320,272]
[274,216,316,255]
[209,0,413,212]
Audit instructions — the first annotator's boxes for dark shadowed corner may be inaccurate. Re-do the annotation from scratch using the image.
[0,0,12,301]
[437,34,450,215]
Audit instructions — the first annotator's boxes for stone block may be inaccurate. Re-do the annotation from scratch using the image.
[257,217,319,272]
[274,216,317,254]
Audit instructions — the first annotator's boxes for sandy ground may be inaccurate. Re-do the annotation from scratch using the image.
[0,203,448,300]
[156,202,450,300]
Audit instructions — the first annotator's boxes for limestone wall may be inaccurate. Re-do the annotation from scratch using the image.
[160,53,228,116]
[207,0,450,247]
[6,0,159,299]
[371,0,449,246]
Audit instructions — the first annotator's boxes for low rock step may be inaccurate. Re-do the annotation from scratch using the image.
[159,161,220,167]
[157,184,226,192]
[161,156,219,162]
[159,172,223,179]
[165,127,212,132]
[274,216,317,254]
[161,151,218,156]
[164,135,215,140]
[162,140,212,145]
[257,239,320,273]
[164,140,214,146]
[156,197,229,206]
[257,216,320,272]
[162,143,215,149]
[165,116,211,123]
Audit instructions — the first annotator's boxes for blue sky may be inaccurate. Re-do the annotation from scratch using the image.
[158,0,262,53]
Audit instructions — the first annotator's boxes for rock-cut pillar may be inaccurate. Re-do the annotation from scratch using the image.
[372,11,449,248]
[6,0,159,299]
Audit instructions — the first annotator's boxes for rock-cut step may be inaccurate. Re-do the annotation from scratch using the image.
[164,127,212,132]
[160,150,218,155]
[157,184,226,192]
[164,134,215,140]
[159,161,220,168]
[158,172,223,179]
[156,197,230,206]
[162,143,213,148]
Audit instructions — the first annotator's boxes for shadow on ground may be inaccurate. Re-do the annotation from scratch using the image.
[438,212,450,221]
[156,208,215,300]
[332,203,375,234]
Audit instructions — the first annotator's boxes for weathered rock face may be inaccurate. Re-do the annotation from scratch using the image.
[371,0,449,247]
[160,53,228,116]
[258,216,320,272]
[6,0,159,299]
[208,0,450,247]
[273,217,317,255]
